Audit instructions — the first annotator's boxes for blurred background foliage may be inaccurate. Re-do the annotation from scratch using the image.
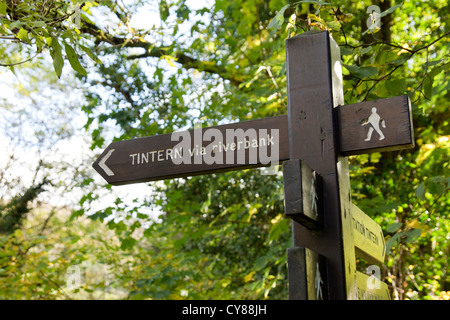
[0,0,448,299]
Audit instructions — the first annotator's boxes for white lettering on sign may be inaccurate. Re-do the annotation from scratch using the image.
[128,128,280,166]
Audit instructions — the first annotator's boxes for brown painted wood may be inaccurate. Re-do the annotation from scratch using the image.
[93,95,415,186]
[286,31,353,300]
[283,159,323,230]
[337,95,414,155]
[93,115,289,185]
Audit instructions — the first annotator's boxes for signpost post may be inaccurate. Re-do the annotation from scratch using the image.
[93,30,415,300]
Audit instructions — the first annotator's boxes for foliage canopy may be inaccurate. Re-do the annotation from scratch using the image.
[0,0,449,300]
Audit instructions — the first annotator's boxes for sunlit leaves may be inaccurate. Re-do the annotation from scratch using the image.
[64,42,87,77]
[267,4,290,32]
[80,45,102,64]
[49,37,64,78]
[0,1,6,15]
[379,3,403,18]
[422,63,450,99]
[386,226,423,255]
[159,0,170,22]
[342,63,378,79]
[76,0,447,300]
[267,1,335,34]
[386,222,403,233]
[385,78,407,95]
[16,28,31,44]
[263,0,450,300]
[2,0,447,300]
[0,0,101,76]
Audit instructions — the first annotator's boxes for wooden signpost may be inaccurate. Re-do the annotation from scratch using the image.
[93,115,289,185]
[337,95,414,155]
[93,30,415,300]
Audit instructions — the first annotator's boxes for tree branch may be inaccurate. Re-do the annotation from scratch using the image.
[345,29,450,100]
[80,21,244,86]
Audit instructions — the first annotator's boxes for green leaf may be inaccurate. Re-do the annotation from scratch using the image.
[33,21,46,27]
[50,37,64,78]
[403,228,422,243]
[9,20,22,31]
[35,36,45,52]
[343,64,378,79]
[267,4,290,31]
[120,237,137,250]
[386,222,403,233]
[16,28,30,44]
[64,42,87,76]
[415,183,426,200]
[423,76,433,99]
[387,57,407,66]
[428,177,446,196]
[326,20,341,31]
[428,64,448,78]
[80,45,102,64]
[386,233,401,255]
[254,256,268,271]
[340,47,353,56]
[422,62,448,99]
[0,1,7,15]
[161,54,177,67]
[386,78,406,95]
[380,3,403,18]
[159,0,170,22]
[360,46,373,55]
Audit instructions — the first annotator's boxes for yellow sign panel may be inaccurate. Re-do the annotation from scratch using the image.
[356,271,391,300]
[351,203,386,264]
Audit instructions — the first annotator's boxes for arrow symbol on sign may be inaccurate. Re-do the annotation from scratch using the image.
[99,149,115,176]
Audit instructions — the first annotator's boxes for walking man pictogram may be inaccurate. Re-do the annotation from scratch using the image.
[362,107,386,141]
[310,176,318,219]
[315,262,323,300]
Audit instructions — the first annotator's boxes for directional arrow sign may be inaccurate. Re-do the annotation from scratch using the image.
[98,149,115,176]
[93,96,414,185]
[351,203,386,264]
[93,115,289,185]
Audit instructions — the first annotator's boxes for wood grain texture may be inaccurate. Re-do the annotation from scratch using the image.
[286,30,352,300]
[93,95,415,186]
[283,159,323,230]
[337,95,414,155]
[93,115,289,185]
